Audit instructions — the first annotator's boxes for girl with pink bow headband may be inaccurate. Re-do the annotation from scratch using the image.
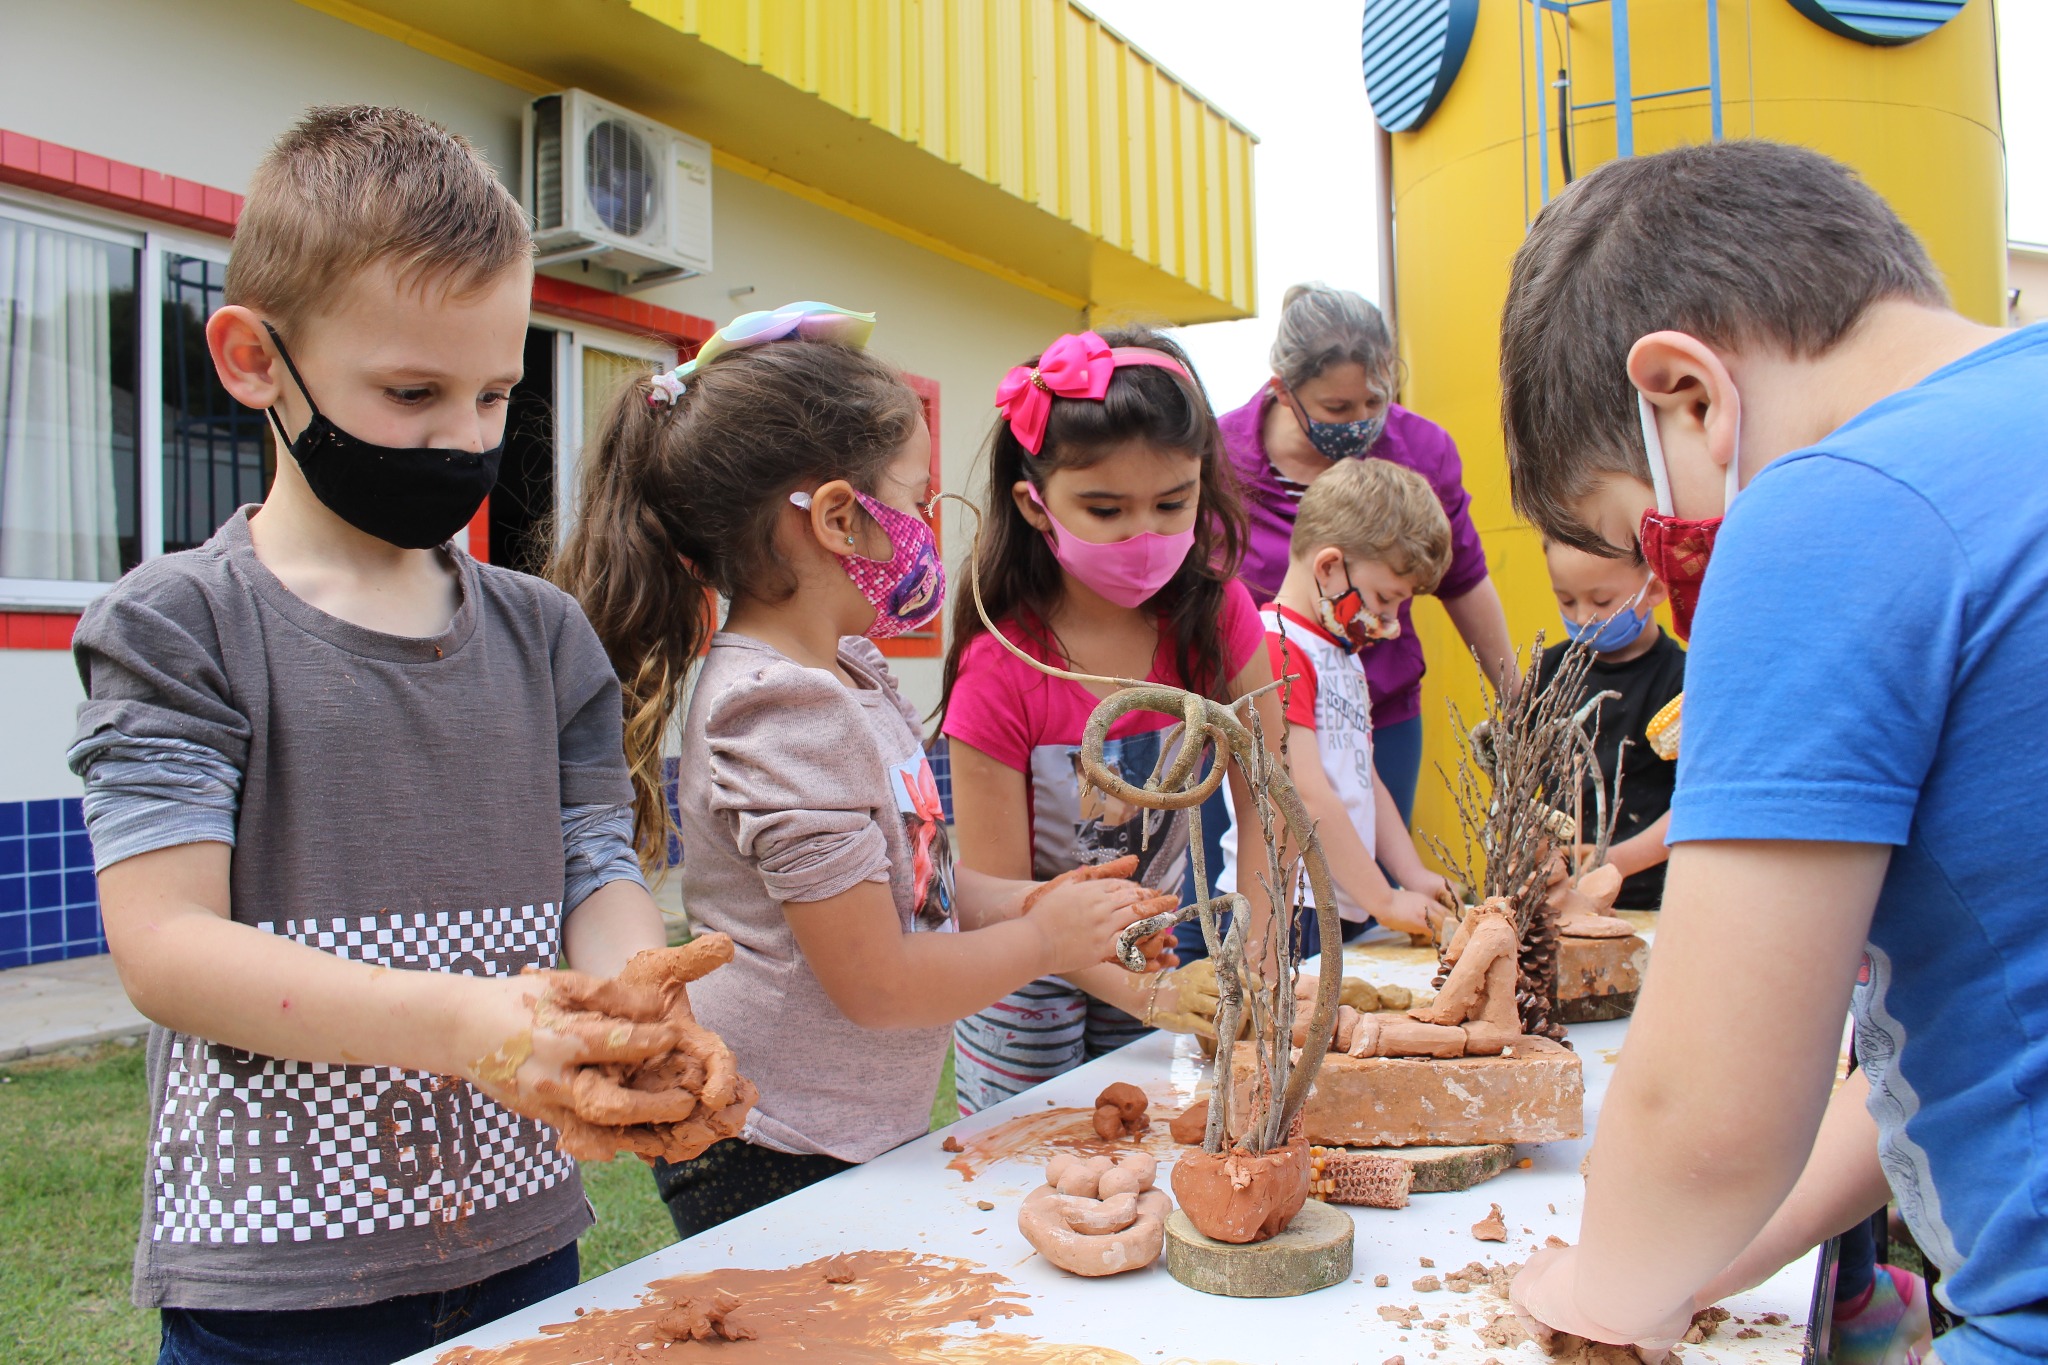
[937,326,1289,1114]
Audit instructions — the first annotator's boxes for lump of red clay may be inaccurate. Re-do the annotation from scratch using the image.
[940,1134,964,1153]
[1413,1274,1442,1292]
[1472,1202,1508,1242]
[651,1290,754,1343]
[1019,1151,1171,1276]
[1093,1082,1150,1139]
[1170,1139,1311,1244]
[1169,1097,1210,1146]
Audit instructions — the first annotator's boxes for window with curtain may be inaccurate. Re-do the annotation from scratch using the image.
[162,253,270,554]
[0,215,140,582]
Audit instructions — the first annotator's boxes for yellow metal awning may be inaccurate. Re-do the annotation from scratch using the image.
[298,0,1258,322]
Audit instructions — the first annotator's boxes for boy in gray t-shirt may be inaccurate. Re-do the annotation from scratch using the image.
[67,107,677,1362]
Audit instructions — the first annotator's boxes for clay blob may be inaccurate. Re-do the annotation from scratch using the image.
[1017,1151,1171,1276]
[1168,1098,1209,1146]
[1169,1138,1311,1244]
[1091,1082,1150,1140]
[1472,1203,1507,1242]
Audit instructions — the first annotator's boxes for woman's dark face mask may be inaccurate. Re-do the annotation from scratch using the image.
[262,323,503,550]
[1283,384,1387,461]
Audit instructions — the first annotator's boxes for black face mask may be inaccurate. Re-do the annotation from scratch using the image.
[262,324,503,551]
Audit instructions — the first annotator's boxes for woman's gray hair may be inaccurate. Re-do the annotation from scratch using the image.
[1269,282,1396,391]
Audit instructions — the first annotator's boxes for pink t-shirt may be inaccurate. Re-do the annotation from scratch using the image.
[942,580,1264,894]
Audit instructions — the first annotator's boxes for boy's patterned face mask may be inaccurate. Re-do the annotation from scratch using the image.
[793,490,945,639]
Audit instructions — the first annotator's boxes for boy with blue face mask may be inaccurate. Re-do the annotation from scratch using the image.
[1534,539,1682,909]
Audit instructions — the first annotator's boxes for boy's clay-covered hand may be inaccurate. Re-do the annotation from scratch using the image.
[462,969,687,1128]
[465,935,757,1166]
[1509,1244,1688,1364]
[1379,887,1445,938]
[1022,856,1158,973]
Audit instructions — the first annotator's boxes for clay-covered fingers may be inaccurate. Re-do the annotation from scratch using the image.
[539,969,677,1024]
[617,934,736,991]
[1020,855,1141,913]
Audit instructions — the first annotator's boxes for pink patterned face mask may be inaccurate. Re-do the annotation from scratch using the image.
[794,490,945,638]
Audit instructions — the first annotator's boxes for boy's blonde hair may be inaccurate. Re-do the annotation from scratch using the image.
[225,105,531,330]
[1290,458,1452,593]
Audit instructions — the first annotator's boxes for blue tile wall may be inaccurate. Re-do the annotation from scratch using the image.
[0,797,103,970]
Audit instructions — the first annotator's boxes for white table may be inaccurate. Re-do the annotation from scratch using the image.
[412,921,1820,1364]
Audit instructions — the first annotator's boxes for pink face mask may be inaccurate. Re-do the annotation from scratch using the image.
[792,490,945,638]
[1025,485,1194,609]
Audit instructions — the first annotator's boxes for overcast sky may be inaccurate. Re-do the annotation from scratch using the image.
[1081,0,2047,406]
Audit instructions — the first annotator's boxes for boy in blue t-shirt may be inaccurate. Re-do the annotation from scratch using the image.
[1496,140,2046,1365]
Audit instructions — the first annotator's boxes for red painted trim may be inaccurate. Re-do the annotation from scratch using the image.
[0,128,241,237]
[0,611,80,650]
[876,372,943,660]
[530,275,716,355]
[466,497,491,564]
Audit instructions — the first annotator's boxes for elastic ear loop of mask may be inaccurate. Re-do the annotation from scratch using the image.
[1638,392,1742,518]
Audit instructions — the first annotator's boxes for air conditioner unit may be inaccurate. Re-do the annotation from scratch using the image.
[522,89,713,289]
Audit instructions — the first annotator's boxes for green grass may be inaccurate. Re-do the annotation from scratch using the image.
[0,1038,966,1361]
[0,1042,156,1365]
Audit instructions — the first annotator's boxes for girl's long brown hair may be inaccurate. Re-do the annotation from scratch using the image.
[552,341,923,871]
[939,327,1248,721]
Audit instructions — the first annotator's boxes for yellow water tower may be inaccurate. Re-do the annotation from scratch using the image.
[1360,0,2005,851]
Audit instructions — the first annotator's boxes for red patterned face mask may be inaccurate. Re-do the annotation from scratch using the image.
[1637,511,1718,642]
[1635,393,1739,642]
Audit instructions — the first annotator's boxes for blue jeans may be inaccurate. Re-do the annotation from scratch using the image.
[1372,714,1425,828]
[157,1242,579,1364]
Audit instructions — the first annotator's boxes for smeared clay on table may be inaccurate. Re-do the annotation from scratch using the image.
[1018,1152,1172,1276]
[1092,1082,1150,1139]
[433,1250,1155,1365]
[945,1103,1183,1182]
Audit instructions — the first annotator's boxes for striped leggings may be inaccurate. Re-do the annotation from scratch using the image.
[952,977,1152,1116]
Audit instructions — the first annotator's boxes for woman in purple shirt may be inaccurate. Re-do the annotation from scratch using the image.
[1222,283,1514,825]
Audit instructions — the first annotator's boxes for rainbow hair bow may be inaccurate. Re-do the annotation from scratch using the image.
[648,300,877,405]
[994,330,1190,454]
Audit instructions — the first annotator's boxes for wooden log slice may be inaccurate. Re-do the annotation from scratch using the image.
[1163,1200,1354,1298]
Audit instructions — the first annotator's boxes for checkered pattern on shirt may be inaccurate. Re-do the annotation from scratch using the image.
[150,905,575,1245]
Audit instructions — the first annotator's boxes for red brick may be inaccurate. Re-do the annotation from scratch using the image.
[1233,1038,1586,1148]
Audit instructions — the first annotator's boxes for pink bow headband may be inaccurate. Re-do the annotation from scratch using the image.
[994,331,1192,454]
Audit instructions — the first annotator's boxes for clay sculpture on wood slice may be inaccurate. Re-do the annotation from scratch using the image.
[1093,1082,1150,1139]
[954,496,1348,1280]
[1018,1152,1172,1275]
[521,935,758,1164]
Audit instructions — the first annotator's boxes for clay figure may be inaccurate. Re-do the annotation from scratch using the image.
[1338,899,1527,1059]
[1549,861,1634,940]
[1092,1082,1150,1139]
[1018,1151,1172,1276]
[1170,1138,1312,1244]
